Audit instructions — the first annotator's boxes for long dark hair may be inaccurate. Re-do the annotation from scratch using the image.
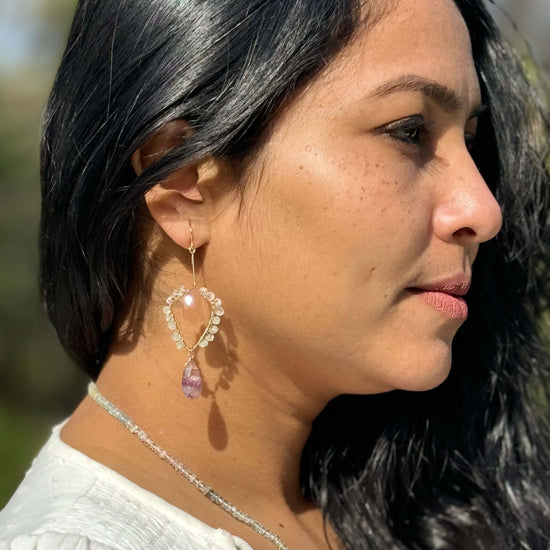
[40,0,550,548]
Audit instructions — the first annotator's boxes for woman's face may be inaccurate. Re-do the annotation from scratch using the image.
[206,0,502,398]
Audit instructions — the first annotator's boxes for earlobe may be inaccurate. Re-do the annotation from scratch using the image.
[145,183,210,249]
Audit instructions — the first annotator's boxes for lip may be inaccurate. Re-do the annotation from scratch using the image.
[412,274,471,297]
[409,274,471,320]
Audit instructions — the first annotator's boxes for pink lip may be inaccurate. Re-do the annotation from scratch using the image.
[409,275,471,320]
[414,275,471,296]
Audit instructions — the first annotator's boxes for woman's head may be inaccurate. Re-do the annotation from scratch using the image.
[40,0,506,383]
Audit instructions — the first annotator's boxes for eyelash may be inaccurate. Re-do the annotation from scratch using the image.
[383,115,435,147]
[382,115,476,152]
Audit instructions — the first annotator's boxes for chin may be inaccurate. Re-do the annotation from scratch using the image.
[350,354,452,395]
[345,338,454,395]
[399,352,453,392]
[379,337,454,392]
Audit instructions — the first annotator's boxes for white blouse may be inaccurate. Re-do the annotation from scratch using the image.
[0,421,254,550]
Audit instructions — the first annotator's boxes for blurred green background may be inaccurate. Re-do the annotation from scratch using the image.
[0,0,548,508]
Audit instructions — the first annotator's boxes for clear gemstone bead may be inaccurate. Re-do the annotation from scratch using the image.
[214,308,224,316]
[208,325,218,334]
[206,334,215,342]
[171,332,181,342]
[207,291,215,301]
[198,340,209,348]
[213,298,222,307]
[211,316,221,325]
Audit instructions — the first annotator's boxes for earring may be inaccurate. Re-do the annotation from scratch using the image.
[163,221,224,398]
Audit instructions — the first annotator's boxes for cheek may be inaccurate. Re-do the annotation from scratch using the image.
[247,139,434,293]
[261,144,408,228]
[239,146,430,328]
[213,144,448,395]
[295,149,430,267]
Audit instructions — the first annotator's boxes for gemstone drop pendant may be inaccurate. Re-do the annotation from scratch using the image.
[181,357,202,399]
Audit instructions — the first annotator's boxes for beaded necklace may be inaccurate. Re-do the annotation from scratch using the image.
[87,382,289,549]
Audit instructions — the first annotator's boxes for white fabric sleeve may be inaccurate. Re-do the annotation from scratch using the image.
[0,533,116,550]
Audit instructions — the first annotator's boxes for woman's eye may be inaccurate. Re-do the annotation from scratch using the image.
[399,127,422,144]
[379,115,435,148]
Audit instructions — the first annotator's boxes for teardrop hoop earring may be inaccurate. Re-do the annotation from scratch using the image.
[162,221,224,398]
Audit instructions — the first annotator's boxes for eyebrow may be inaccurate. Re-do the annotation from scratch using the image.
[370,74,485,118]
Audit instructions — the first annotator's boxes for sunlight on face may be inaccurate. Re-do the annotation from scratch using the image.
[209,0,503,398]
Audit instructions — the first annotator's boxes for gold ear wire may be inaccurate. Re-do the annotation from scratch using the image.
[188,220,197,289]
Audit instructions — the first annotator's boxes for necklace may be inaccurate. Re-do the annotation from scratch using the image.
[87,382,289,550]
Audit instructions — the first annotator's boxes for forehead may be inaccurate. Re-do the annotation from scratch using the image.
[309,0,480,108]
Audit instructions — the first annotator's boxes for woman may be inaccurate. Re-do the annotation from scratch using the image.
[1,0,549,548]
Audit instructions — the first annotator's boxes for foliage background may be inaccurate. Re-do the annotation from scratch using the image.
[0,0,548,508]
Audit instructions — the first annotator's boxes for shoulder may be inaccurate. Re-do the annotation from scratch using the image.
[0,421,253,550]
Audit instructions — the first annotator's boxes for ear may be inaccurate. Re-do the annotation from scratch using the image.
[131,120,209,249]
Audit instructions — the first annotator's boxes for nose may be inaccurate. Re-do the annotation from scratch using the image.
[433,150,503,245]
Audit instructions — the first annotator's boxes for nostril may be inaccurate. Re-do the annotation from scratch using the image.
[454,227,476,237]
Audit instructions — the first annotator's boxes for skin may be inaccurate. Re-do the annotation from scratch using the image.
[61,0,503,548]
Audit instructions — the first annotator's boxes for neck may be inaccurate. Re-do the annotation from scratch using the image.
[93,330,330,515]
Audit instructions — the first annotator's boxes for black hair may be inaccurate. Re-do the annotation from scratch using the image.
[40,0,550,548]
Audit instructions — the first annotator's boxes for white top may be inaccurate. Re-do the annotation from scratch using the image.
[0,420,254,550]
